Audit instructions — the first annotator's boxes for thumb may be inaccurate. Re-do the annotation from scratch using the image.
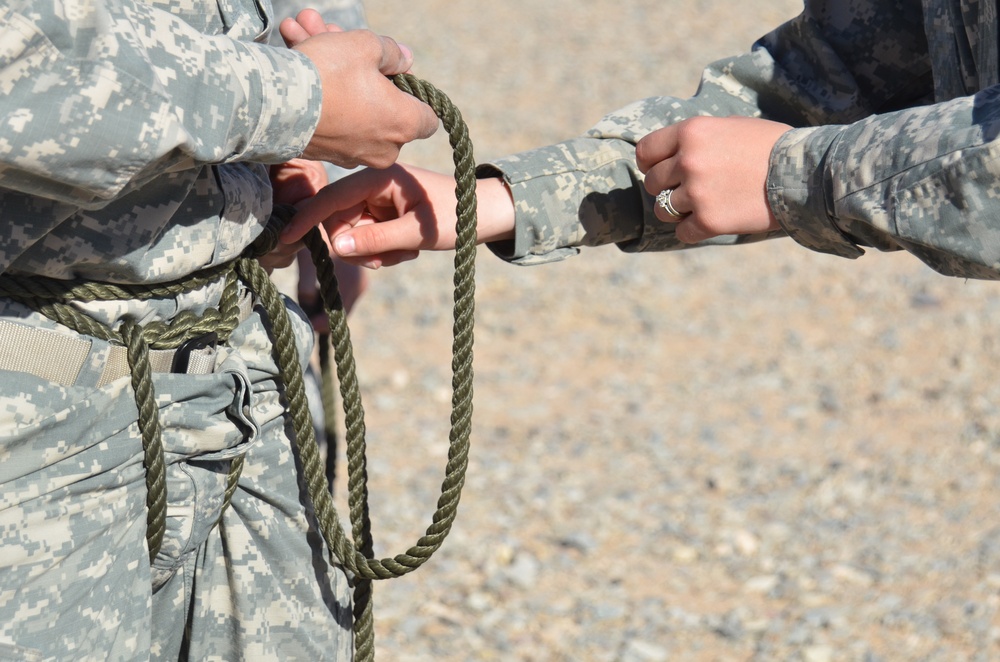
[376,35,414,76]
[395,93,441,141]
[331,213,430,258]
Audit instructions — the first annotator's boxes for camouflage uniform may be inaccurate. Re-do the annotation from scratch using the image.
[0,0,366,659]
[484,0,1000,281]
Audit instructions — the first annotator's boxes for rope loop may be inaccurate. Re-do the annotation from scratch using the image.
[252,73,479,661]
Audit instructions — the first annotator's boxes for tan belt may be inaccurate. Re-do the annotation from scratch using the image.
[0,293,255,387]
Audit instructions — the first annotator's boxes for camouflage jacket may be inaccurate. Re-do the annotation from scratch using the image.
[485,0,1000,280]
[0,0,323,283]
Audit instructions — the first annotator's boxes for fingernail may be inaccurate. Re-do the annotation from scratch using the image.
[334,234,355,255]
[361,259,380,270]
[399,43,413,60]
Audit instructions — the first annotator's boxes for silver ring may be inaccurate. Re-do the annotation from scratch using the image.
[655,188,685,218]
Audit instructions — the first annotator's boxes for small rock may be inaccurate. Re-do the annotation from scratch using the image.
[672,545,699,563]
[621,640,669,662]
[734,529,759,556]
[744,575,779,594]
[803,645,834,662]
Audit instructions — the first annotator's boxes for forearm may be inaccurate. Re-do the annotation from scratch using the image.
[0,0,321,208]
[770,89,1000,280]
[482,0,931,264]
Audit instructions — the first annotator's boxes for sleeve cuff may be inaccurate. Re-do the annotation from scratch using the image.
[477,139,650,265]
[767,125,865,259]
[230,42,322,164]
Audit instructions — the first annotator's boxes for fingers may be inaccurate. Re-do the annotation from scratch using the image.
[645,185,711,244]
[372,36,438,140]
[257,240,301,273]
[295,9,327,36]
[294,30,439,166]
[375,34,414,76]
[328,211,431,259]
[338,249,421,270]
[282,165,438,258]
[642,150,690,228]
[672,217,710,244]
[396,93,440,142]
[639,123,709,242]
[284,188,372,244]
[638,120,708,239]
[635,124,679,174]
[279,17,310,46]
[280,10,344,46]
[270,158,329,205]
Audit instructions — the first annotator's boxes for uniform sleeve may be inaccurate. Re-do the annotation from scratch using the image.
[769,88,1000,279]
[0,0,322,209]
[481,0,936,266]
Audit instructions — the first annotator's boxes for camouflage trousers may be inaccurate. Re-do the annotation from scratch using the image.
[0,297,352,661]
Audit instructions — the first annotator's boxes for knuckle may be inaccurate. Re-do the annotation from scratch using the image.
[685,180,706,202]
[351,29,382,59]
[634,139,651,164]
[366,149,399,170]
[360,223,393,253]
[675,119,697,142]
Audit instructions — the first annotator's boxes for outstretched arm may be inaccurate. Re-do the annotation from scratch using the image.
[283,164,515,268]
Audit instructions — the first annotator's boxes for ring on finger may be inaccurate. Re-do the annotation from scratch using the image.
[655,188,686,219]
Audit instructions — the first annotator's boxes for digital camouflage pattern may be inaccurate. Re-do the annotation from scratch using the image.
[0,304,353,661]
[0,0,320,283]
[0,0,365,659]
[485,0,1000,280]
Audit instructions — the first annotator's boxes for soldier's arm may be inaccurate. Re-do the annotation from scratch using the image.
[0,0,320,207]
[479,0,934,266]
[0,0,434,210]
[768,90,1000,280]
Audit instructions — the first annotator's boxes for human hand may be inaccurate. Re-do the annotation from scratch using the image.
[635,116,792,243]
[279,8,344,41]
[280,11,439,169]
[282,164,516,269]
[258,157,329,272]
[262,155,370,321]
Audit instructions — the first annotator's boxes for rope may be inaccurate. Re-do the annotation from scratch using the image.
[245,73,479,660]
[318,336,339,489]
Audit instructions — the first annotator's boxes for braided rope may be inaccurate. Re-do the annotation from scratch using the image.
[120,318,167,562]
[316,336,340,490]
[245,73,479,661]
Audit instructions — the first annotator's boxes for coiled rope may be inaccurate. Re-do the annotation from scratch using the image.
[0,72,477,661]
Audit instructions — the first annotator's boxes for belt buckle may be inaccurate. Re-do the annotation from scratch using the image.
[171,331,219,374]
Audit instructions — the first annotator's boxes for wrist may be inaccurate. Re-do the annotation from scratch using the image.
[475,176,516,243]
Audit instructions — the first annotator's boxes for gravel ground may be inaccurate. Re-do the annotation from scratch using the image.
[315,2,1000,660]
